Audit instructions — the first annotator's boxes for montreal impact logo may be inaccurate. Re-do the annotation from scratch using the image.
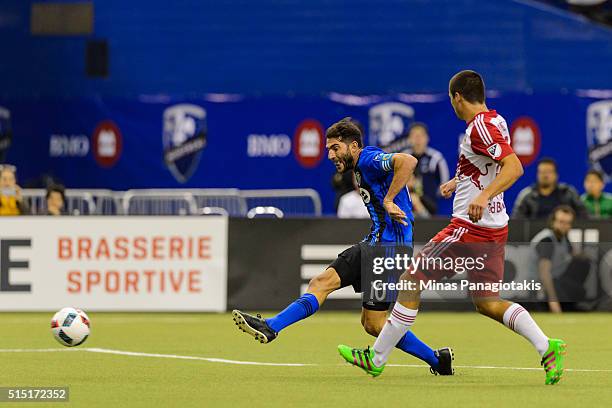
[368,102,415,147]
[163,104,207,183]
[587,100,612,182]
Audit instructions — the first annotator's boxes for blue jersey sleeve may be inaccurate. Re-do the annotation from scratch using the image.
[361,149,395,177]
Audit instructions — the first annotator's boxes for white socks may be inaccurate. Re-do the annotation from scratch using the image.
[503,303,549,356]
[372,302,418,367]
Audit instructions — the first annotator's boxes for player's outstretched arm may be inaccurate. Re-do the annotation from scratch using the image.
[383,153,418,226]
[468,153,523,223]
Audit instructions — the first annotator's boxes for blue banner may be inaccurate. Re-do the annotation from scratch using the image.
[1,92,611,215]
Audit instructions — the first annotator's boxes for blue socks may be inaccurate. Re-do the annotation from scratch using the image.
[395,331,439,369]
[265,293,438,369]
[266,293,320,333]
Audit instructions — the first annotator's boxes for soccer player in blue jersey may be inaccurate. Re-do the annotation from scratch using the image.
[232,117,453,375]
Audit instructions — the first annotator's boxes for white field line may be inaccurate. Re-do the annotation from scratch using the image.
[84,348,313,366]
[0,348,81,352]
[387,363,612,373]
[0,348,611,373]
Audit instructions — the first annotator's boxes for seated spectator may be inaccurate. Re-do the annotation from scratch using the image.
[45,185,66,216]
[530,205,590,313]
[337,173,369,219]
[385,122,449,215]
[0,164,29,215]
[581,169,612,218]
[512,158,587,219]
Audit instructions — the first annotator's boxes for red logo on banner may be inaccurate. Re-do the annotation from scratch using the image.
[293,119,324,168]
[92,120,122,168]
[510,116,541,166]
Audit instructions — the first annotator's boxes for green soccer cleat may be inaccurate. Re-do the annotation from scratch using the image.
[337,345,385,377]
[541,338,567,385]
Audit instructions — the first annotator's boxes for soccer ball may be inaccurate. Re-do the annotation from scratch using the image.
[51,307,91,347]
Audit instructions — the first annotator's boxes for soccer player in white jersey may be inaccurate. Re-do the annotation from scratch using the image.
[338,70,566,385]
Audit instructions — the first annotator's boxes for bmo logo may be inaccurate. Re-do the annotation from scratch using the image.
[0,239,31,292]
[93,120,123,168]
[293,119,324,168]
[510,117,541,166]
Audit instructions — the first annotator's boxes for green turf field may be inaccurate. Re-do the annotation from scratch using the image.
[1,312,611,407]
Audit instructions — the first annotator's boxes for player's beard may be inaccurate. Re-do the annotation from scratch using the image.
[338,152,355,173]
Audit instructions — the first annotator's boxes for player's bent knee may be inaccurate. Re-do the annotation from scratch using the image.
[362,320,384,337]
[361,310,387,337]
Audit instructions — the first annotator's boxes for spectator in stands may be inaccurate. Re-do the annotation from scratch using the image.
[581,169,612,218]
[45,185,66,216]
[0,164,29,215]
[407,173,435,218]
[512,158,587,219]
[385,122,449,215]
[530,205,590,313]
[332,170,357,212]
[337,172,369,219]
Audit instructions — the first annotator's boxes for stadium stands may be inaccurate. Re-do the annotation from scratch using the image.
[22,188,322,217]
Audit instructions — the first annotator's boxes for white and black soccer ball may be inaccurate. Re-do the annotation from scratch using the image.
[51,307,91,347]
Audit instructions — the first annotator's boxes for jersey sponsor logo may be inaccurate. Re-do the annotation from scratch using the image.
[488,200,506,214]
[510,116,541,166]
[457,154,492,190]
[293,119,324,168]
[487,143,502,159]
[359,188,371,204]
[586,100,612,182]
[163,104,207,183]
[0,107,11,162]
[368,102,414,146]
[92,120,122,168]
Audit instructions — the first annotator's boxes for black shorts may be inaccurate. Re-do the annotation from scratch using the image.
[329,242,412,312]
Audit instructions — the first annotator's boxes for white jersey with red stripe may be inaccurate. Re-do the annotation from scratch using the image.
[452,110,514,229]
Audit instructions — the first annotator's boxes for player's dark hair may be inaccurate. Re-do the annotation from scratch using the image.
[538,157,558,173]
[407,122,429,136]
[449,70,485,104]
[585,169,604,182]
[326,117,363,148]
[549,204,576,226]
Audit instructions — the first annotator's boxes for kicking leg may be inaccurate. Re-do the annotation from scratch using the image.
[473,297,566,385]
[370,272,424,367]
[266,267,339,331]
[232,267,339,343]
[360,308,449,373]
[339,271,446,376]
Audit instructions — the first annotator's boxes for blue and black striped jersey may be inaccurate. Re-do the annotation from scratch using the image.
[354,146,414,245]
